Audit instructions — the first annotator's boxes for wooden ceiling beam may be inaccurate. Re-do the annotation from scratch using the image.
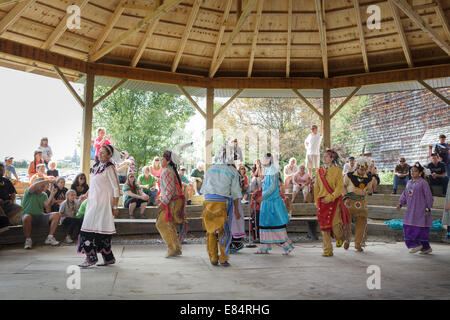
[172,0,201,73]
[391,0,450,56]
[418,79,450,105]
[214,88,243,118]
[292,88,323,119]
[90,0,183,62]
[93,78,127,107]
[131,19,159,67]
[53,65,85,108]
[286,0,292,77]
[388,0,414,67]
[89,0,127,58]
[330,86,361,118]
[209,0,258,78]
[177,85,206,118]
[0,0,35,35]
[209,0,233,77]
[353,0,369,72]
[0,0,27,8]
[435,0,450,42]
[247,0,264,78]
[314,0,328,78]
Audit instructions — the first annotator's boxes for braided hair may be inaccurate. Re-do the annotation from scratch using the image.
[163,150,183,188]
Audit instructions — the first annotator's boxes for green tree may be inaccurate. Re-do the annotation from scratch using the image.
[93,87,194,172]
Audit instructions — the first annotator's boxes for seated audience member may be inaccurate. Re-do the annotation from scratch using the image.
[38,137,53,169]
[190,162,204,195]
[121,151,136,174]
[70,173,89,198]
[4,156,19,183]
[137,166,158,205]
[49,177,68,212]
[116,153,132,184]
[0,162,22,232]
[28,150,44,179]
[238,164,250,204]
[21,179,61,249]
[179,167,194,205]
[59,189,82,244]
[368,160,380,194]
[427,153,449,196]
[250,159,263,192]
[278,173,292,216]
[283,157,298,191]
[46,161,59,178]
[342,157,356,175]
[123,172,149,218]
[150,156,162,179]
[76,198,88,219]
[433,134,450,178]
[392,157,410,194]
[30,164,55,185]
[292,164,311,203]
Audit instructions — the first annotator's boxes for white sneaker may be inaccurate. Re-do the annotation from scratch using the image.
[24,238,32,250]
[241,199,249,204]
[419,248,432,255]
[64,236,73,244]
[45,235,59,246]
[409,245,423,253]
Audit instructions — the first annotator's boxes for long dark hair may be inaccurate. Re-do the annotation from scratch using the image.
[125,172,138,194]
[72,173,88,188]
[163,150,182,188]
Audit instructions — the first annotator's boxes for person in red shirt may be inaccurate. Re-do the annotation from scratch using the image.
[28,150,44,179]
[94,127,113,161]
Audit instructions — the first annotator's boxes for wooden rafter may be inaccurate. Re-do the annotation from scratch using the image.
[214,89,244,118]
[418,80,450,105]
[209,0,258,78]
[53,65,85,108]
[330,86,361,118]
[247,0,264,78]
[292,88,323,119]
[131,20,159,67]
[93,79,127,107]
[391,0,450,56]
[314,0,328,78]
[0,0,27,8]
[286,0,292,77]
[177,85,206,118]
[172,0,201,73]
[89,0,126,58]
[90,0,183,62]
[353,0,369,72]
[389,0,413,67]
[209,0,233,77]
[435,0,450,42]
[0,0,35,35]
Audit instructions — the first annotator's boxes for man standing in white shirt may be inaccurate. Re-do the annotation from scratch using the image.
[304,125,322,177]
[342,157,356,175]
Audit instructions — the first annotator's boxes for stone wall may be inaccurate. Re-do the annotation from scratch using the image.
[352,88,450,171]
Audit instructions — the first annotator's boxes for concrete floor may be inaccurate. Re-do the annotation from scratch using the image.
[0,240,449,300]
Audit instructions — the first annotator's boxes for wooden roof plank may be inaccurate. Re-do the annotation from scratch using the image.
[247,0,264,77]
[131,18,159,67]
[435,0,450,42]
[90,0,183,62]
[209,0,258,78]
[353,0,369,72]
[286,0,292,77]
[209,0,233,76]
[391,0,450,56]
[0,0,35,35]
[388,0,413,67]
[314,0,328,78]
[171,0,201,73]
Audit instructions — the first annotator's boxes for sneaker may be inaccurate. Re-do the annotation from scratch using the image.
[392,189,397,194]
[419,248,432,255]
[64,236,73,244]
[187,200,192,205]
[344,241,350,250]
[322,252,333,257]
[336,240,343,247]
[409,245,423,253]
[241,199,249,204]
[78,260,96,268]
[220,261,231,267]
[24,238,32,250]
[45,235,59,246]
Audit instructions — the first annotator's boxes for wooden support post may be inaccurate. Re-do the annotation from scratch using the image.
[323,88,331,149]
[81,73,95,182]
[205,87,214,169]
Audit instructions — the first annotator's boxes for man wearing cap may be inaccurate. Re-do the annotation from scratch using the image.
[433,134,450,178]
[0,162,22,233]
[427,153,449,196]
[21,179,61,249]
[392,158,410,194]
[342,157,356,175]
[4,156,19,183]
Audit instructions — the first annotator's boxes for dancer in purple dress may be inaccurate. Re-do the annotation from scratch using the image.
[397,162,434,254]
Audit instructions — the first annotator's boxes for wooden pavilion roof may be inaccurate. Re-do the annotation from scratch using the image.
[0,0,449,89]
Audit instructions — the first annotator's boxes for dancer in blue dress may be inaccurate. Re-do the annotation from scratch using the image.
[255,153,294,255]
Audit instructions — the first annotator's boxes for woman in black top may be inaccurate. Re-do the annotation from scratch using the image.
[71,173,89,198]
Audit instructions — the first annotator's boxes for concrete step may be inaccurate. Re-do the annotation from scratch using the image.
[1,217,445,247]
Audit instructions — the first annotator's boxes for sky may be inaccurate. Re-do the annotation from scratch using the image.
[0,66,209,163]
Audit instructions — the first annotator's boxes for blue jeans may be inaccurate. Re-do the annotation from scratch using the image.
[144,189,158,204]
[430,176,449,195]
[393,175,409,190]
[446,163,450,178]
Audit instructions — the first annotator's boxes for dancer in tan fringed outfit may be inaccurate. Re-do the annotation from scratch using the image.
[314,149,350,257]
[156,149,186,258]
[343,157,372,252]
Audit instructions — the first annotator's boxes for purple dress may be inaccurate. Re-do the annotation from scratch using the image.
[399,178,434,250]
